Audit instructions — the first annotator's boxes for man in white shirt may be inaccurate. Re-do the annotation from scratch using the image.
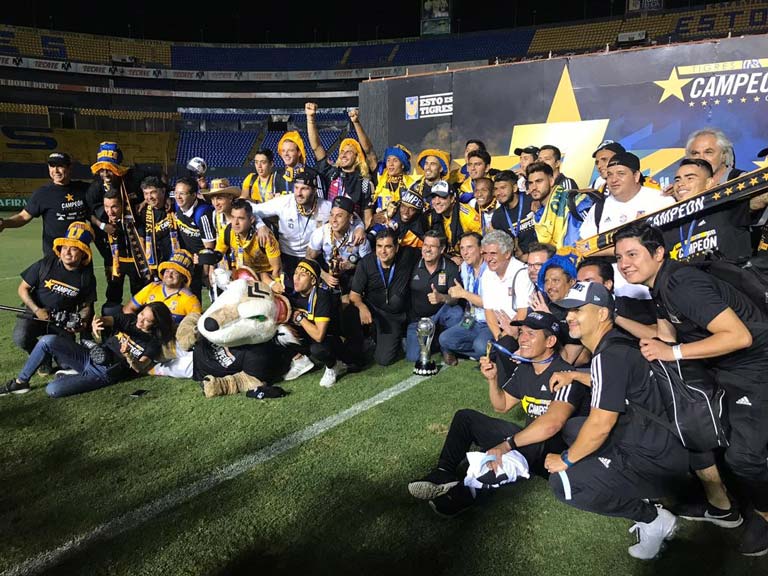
[253,168,364,290]
[579,152,674,240]
[480,230,532,386]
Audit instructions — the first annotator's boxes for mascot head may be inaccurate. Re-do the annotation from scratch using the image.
[198,270,293,347]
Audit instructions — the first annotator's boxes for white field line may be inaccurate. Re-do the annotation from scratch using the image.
[2,373,431,576]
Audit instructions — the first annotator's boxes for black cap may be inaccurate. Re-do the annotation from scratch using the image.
[47,152,71,166]
[514,145,540,157]
[509,311,561,335]
[292,167,318,187]
[758,147,768,158]
[427,180,452,198]
[607,152,640,172]
[400,189,425,211]
[331,195,355,214]
[592,140,626,158]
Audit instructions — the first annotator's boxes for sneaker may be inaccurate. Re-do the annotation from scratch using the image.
[55,369,78,377]
[628,505,677,560]
[408,468,459,500]
[677,500,743,528]
[0,379,31,396]
[441,351,458,366]
[37,361,54,377]
[739,512,768,557]
[283,355,314,381]
[429,484,476,518]
[319,366,337,388]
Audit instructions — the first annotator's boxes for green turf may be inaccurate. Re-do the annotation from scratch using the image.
[0,220,763,575]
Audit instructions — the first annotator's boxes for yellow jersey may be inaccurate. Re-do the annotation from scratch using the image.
[214,225,281,273]
[131,281,202,323]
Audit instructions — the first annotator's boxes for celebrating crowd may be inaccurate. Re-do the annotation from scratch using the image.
[0,102,767,560]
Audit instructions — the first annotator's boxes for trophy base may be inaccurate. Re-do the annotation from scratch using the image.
[413,360,439,376]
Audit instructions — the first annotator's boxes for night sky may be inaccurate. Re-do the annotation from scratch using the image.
[2,1,725,44]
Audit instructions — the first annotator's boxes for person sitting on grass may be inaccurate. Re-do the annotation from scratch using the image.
[2,302,174,398]
[408,311,590,516]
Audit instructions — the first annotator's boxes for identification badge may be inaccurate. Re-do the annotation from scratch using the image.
[438,272,447,286]
[460,309,476,329]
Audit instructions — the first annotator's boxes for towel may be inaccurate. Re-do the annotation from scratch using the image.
[464,450,530,490]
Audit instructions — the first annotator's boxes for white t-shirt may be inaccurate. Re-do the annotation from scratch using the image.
[252,195,331,257]
[579,186,674,239]
[480,258,532,318]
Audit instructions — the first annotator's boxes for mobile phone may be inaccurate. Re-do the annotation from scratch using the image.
[130,389,149,398]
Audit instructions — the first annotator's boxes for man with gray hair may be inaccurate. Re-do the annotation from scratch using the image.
[480,230,533,385]
[685,128,744,185]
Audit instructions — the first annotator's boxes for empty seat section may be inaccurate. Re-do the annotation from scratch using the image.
[176,131,260,168]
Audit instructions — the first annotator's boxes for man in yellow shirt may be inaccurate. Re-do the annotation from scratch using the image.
[428,180,481,263]
[214,199,284,293]
[123,249,202,324]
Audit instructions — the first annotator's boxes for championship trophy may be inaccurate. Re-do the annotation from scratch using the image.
[329,245,342,278]
[413,317,439,375]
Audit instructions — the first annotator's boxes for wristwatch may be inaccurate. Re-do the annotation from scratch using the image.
[348,253,358,265]
[294,312,307,324]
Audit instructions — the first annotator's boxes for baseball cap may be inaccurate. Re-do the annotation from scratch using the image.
[592,140,626,158]
[427,180,452,198]
[758,147,768,158]
[509,311,560,335]
[514,145,540,157]
[47,152,71,166]
[607,152,641,172]
[555,281,614,310]
[400,189,425,211]
[292,168,319,187]
[331,195,355,214]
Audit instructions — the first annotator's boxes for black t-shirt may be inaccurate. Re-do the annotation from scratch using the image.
[289,285,339,337]
[192,338,285,382]
[25,180,90,255]
[408,257,461,321]
[137,206,175,263]
[350,247,419,315]
[651,259,768,375]
[590,330,681,459]
[315,158,373,219]
[491,195,536,254]
[662,200,752,264]
[21,255,97,312]
[176,201,216,254]
[501,354,590,427]
[615,296,657,327]
[104,312,163,381]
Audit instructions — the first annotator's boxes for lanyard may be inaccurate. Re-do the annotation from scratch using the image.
[257,174,274,201]
[678,219,697,258]
[376,259,396,304]
[466,263,485,295]
[491,341,556,365]
[503,196,524,236]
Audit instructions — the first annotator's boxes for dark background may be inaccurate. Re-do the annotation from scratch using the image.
[1,1,729,44]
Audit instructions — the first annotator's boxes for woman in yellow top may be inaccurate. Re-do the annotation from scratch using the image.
[214,199,284,293]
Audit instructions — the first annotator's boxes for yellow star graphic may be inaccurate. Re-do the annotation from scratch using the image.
[654,68,692,103]
[712,192,722,200]
[738,182,746,190]
[763,172,768,181]
[44,280,53,289]
[750,177,759,185]
[725,187,733,195]
[754,159,768,170]
[65,194,74,202]
[714,99,720,105]
[727,98,733,104]
[741,97,747,103]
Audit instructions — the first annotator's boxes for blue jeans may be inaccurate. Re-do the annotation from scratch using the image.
[439,321,493,359]
[18,334,113,398]
[405,304,464,362]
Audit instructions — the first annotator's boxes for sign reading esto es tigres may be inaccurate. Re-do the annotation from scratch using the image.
[405,92,453,120]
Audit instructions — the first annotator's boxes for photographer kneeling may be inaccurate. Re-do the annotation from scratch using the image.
[2,302,173,398]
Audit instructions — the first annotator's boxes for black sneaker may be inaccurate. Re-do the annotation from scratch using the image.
[429,484,476,518]
[677,501,743,528]
[408,468,459,500]
[739,512,768,557]
[0,379,30,396]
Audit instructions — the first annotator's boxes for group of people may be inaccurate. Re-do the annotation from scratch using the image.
[0,105,767,560]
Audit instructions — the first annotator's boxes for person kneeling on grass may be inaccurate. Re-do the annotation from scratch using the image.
[1,302,174,398]
[407,311,590,516]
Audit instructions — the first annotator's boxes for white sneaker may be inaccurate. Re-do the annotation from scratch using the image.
[628,505,677,560]
[319,367,337,388]
[55,369,78,376]
[319,361,347,388]
[283,355,314,381]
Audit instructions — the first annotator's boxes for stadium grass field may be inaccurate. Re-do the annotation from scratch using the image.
[0,219,764,575]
